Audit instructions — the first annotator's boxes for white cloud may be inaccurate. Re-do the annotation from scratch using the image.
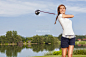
[66,6,86,13]
[0,0,86,17]
[0,0,56,17]
[66,0,86,1]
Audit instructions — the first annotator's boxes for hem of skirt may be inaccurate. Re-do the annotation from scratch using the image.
[61,45,69,48]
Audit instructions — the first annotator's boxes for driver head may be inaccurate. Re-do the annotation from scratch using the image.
[35,10,40,15]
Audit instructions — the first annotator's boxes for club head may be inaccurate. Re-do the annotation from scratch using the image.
[35,10,40,15]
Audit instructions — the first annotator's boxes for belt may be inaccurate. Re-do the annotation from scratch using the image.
[62,35,76,39]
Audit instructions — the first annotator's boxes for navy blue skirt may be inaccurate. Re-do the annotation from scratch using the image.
[61,36,75,48]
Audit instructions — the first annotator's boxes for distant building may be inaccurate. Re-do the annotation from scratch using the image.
[28,45,31,47]
[77,39,81,41]
[83,38,86,41]
[28,41,31,43]
[17,41,23,47]
[83,44,86,46]
[78,44,81,46]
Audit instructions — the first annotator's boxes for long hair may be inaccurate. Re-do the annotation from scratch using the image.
[55,4,66,21]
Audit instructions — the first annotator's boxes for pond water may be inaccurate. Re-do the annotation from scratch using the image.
[0,44,86,57]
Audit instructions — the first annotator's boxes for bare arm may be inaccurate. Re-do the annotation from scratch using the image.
[62,14,74,18]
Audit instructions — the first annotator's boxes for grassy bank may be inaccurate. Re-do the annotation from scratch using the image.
[75,41,86,45]
[58,41,86,45]
[0,41,86,45]
[32,55,86,57]
[0,43,17,45]
[0,42,51,45]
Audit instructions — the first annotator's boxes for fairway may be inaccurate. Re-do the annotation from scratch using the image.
[32,55,86,57]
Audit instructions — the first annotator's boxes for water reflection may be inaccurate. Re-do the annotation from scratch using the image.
[0,44,59,57]
[0,44,86,57]
[0,45,23,57]
[31,44,60,52]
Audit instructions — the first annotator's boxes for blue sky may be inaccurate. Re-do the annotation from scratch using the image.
[0,0,86,37]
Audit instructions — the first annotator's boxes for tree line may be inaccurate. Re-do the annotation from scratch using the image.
[0,31,23,44]
[0,31,59,44]
[0,44,59,57]
[57,34,86,41]
[0,30,86,44]
[31,35,59,44]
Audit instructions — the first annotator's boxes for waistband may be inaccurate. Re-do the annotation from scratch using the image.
[62,35,76,39]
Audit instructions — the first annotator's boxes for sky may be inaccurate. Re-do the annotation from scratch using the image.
[0,0,86,37]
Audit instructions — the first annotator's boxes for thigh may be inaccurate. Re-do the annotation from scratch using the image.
[61,48,68,56]
[68,45,74,55]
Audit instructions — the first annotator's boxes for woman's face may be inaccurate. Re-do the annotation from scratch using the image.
[59,6,66,14]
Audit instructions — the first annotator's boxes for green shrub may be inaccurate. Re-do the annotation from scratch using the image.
[73,49,86,55]
[53,49,62,55]
[75,41,86,45]
[44,52,53,56]
[45,49,86,56]
[79,41,85,44]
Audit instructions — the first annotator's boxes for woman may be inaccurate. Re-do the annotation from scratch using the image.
[54,4,76,57]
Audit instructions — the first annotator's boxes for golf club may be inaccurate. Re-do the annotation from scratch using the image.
[35,9,57,15]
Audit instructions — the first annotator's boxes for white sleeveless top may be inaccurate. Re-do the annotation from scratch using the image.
[58,14,76,39]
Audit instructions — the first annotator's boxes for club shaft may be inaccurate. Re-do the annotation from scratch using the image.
[40,11,57,15]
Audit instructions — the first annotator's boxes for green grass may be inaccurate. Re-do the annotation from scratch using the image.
[75,41,86,45]
[32,55,86,57]
[58,41,86,45]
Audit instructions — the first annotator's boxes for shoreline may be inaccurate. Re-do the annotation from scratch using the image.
[0,41,86,45]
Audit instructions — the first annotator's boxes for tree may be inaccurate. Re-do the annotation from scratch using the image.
[6,31,12,43]
[16,35,22,42]
[58,34,62,41]
[21,36,26,42]
[0,36,1,43]
[12,31,17,43]
[39,36,44,44]
[0,35,6,44]
[5,31,22,43]
[31,35,44,44]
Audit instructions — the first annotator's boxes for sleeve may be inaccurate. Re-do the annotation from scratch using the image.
[58,14,63,18]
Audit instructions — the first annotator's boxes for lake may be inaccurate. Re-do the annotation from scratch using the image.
[0,44,86,57]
